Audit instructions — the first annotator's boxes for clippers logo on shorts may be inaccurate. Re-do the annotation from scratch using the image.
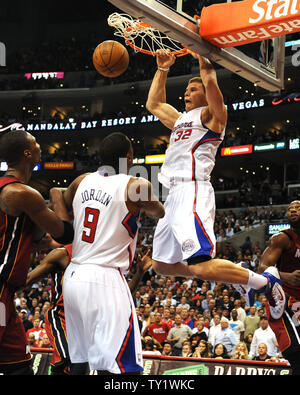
[182,239,196,253]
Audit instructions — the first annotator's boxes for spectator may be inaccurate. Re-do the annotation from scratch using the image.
[140,304,152,333]
[161,307,174,330]
[245,333,254,352]
[29,298,39,316]
[162,290,177,307]
[146,312,170,346]
[208,314,221,348]
[233,299,246,323]
[142,337,161,355]
[229,309,245,341]
[181,308,195,330]
[161,341,173,356]
[18,309,33,332]
[177,296,190,310]
[26,318,43,345]
[214,317,239,356]
[212,343,230,359]
[232,341,249,360]
[253,343,276,362]
[244,306,260,338]
[192,340,212,358]
[38,334,52,349]
[181,341,193,357]
[248,316,278,359]
[190,321,208,344]
[167,314,193,356]
[27,332,39,348]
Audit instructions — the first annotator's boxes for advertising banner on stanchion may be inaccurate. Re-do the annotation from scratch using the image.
[142,355,292,375]
[31,350,292,376]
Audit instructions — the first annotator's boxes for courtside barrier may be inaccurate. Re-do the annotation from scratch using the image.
[30,349,292,375]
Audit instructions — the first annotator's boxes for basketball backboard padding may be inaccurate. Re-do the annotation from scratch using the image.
[200,0,300,48]
[108,0,285,91]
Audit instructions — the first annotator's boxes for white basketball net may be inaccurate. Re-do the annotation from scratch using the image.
[107,13,188,56]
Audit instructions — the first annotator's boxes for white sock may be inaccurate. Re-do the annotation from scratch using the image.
[247,270,268,290]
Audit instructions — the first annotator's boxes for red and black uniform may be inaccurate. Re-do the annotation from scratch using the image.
[266,229,300,373]
[44,244,72,374]
[0,176,35,371]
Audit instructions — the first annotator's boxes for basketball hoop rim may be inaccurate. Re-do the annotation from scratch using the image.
[124,35,189,56]
[110,13,189,56]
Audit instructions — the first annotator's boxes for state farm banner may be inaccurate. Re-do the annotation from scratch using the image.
[142,355,292,375]
[200,0,300,47]
[44,162,74,170]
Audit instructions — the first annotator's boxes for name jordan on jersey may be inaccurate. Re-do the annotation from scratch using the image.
[81,188,112,206]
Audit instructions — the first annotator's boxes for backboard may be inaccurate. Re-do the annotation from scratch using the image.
[107,0,286,91]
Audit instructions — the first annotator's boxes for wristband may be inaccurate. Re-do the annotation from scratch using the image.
[51,221,74,245]
[158,67,169,72]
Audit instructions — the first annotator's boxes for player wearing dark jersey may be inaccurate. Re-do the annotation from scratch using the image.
[26,244,72,375]
[0,130,74,375]
[259,200,300,375]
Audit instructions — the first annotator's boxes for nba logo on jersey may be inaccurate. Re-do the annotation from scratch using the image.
[182,239,195,252]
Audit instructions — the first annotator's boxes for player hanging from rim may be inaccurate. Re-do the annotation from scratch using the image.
[0,130,74,375]
[145,49,285,314]
[25,241,152,375]
[258,200,300,375]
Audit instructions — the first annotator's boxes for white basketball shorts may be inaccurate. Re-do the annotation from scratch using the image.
[153,180,216,264]
[63,262,143,373]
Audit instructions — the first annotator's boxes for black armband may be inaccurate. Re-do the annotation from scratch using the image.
[51,221,74,245]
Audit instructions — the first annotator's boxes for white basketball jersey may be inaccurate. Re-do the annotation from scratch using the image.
[71,172,138,273]
[158,107,225,188]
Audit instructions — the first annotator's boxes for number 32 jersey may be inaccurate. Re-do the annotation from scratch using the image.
[71,172,138,273]
[158,107,225,188]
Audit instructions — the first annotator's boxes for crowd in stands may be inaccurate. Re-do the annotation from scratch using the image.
[14,203,289,365]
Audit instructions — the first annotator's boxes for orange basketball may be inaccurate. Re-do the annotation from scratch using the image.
[92,40,129,78]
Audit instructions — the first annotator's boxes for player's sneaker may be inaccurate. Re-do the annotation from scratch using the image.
[261,266,286,320]
[231,262,255,306]
[232,283,255,307]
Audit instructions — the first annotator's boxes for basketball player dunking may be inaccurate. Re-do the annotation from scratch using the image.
[51,132,164,375]
[258,200,300,374]
[145,49,285,315]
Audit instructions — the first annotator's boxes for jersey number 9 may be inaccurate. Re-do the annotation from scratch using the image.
[82,207,100,243]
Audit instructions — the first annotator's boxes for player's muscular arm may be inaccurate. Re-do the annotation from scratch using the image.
[52,173,89,213]
[195,54,227,130]
[126,177,165,219]
[258,233,289,273]
[26,247,69,287]
[2,184,66,238]
[258,232,300,285]
[146,50,180,130]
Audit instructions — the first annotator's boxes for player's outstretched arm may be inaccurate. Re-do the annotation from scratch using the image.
[126,177,165,219]
[146,50,181,130]
[26,247,70,287]
[191,52,227,129]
